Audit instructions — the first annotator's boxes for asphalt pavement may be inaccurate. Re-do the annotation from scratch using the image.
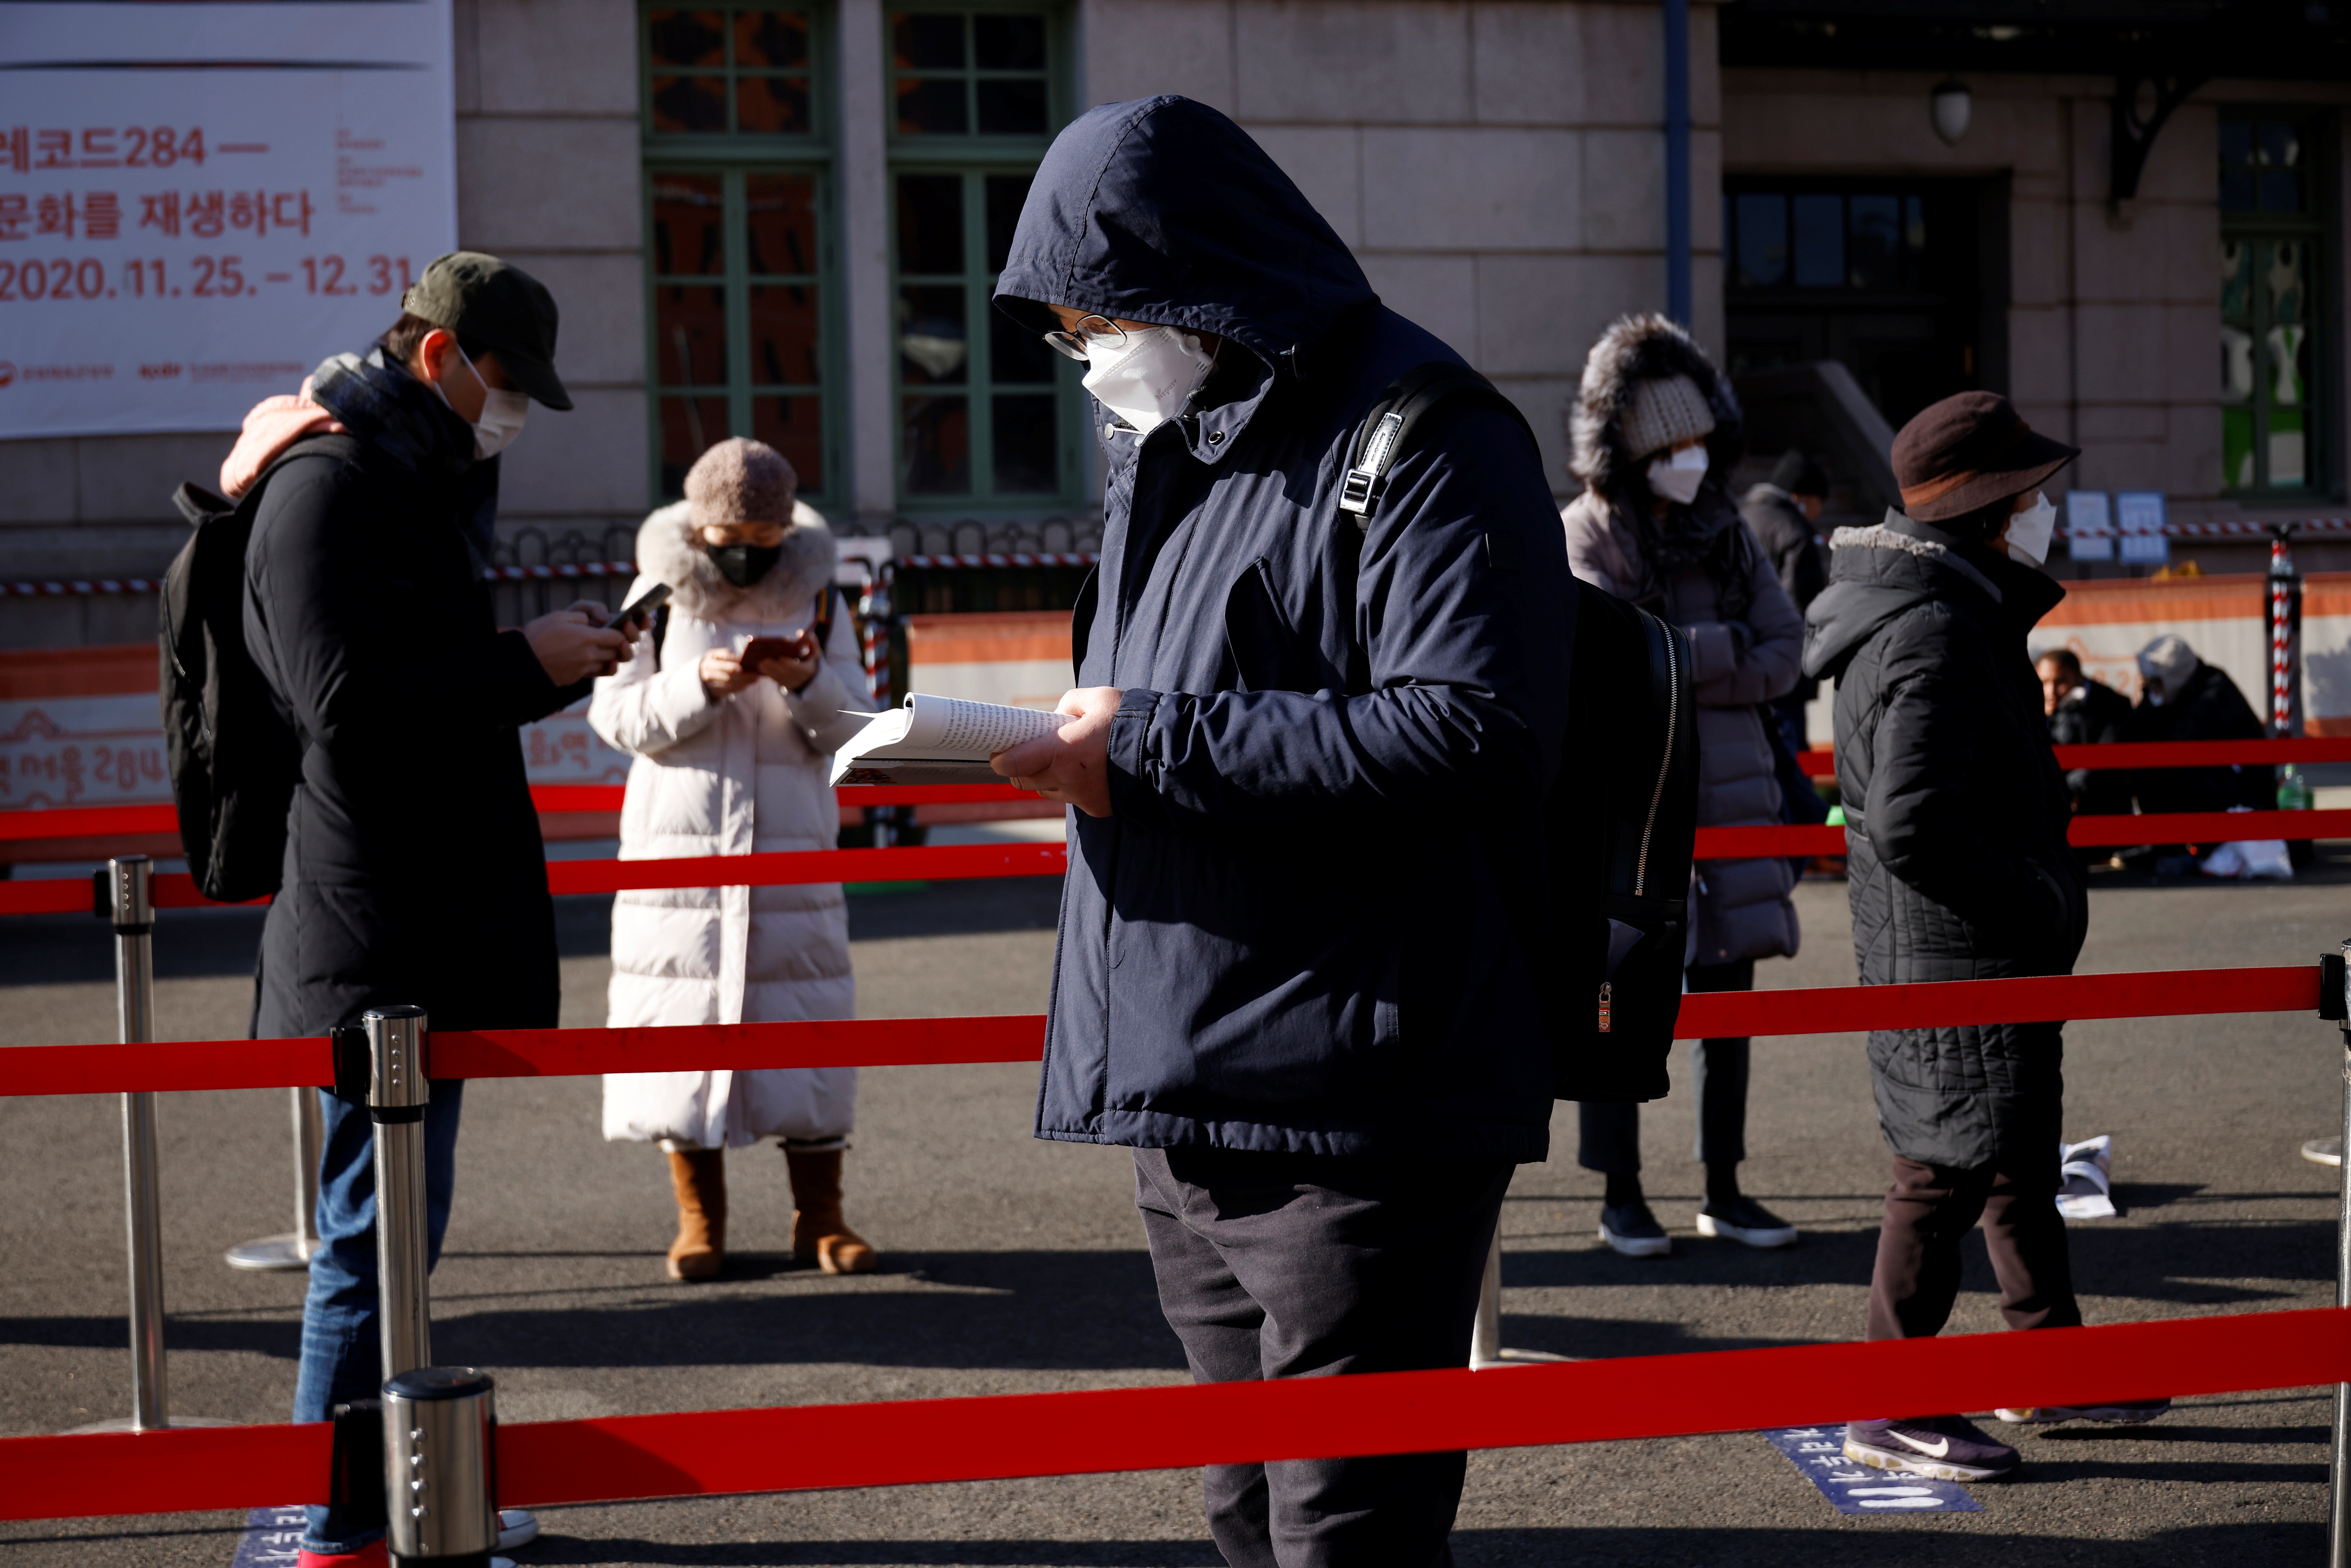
[2,853,2347,1566]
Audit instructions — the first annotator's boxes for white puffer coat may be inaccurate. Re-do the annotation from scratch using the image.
[590,500,879,1150]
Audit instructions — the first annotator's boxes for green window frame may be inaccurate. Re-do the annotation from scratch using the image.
[641,1,846,508]
[886,2,1084,511]
[2221,108,2333,497]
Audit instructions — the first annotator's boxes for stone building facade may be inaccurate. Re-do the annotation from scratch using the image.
[4,0,2346,646]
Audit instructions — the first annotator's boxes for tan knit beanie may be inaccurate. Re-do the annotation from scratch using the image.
[1619,373,1716,462]
[685,436,797,531]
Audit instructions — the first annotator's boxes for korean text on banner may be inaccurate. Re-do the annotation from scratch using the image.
[0,0,458,438]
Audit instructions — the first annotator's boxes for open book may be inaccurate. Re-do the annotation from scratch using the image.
[829,693,1065,786]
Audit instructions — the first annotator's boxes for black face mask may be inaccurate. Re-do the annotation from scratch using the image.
[707,541,783,587]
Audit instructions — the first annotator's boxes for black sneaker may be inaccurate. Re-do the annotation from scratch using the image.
[1996,1400,2171,1426]
[1695,1195,1798,1248]
[1844,1416,2020,1481]
[1598,1200,1671,1257]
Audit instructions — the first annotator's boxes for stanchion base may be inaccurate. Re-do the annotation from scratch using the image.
[224,1233,314,1271]
[1471,1347,1576,1371]
[63,1414,239,1434]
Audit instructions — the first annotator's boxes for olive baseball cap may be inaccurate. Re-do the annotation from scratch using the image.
[401,252,572,411]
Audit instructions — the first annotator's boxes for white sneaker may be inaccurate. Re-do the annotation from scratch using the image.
[1694,1197,1798,1248]
[1598,1201,1671,1257]
[2303,1137,2342,1168]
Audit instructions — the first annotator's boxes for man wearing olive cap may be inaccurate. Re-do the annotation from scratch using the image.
[225,251,637,1567]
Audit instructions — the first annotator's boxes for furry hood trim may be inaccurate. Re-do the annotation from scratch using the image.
[1569,313,1743,501]
[635,497,837,623]
[1828,522,2003,605]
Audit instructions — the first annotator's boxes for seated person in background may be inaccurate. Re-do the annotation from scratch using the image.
[2123,634,2270,815]
[2036,648,2131,816]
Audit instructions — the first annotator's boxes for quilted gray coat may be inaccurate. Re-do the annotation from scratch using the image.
[1802,512,2087,1169]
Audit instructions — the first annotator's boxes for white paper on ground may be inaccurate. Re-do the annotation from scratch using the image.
[2056,1134,2117,1219]
[2201,839,2293,879]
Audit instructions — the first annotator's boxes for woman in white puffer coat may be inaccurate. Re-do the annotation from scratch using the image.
[590,437,881,1281]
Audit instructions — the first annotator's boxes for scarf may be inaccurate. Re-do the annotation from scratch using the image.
[1629,486,1753,622]
[308,347,501,559]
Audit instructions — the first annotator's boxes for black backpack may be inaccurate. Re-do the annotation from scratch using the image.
[1338,364,1698,1103]
[160,435,357,902]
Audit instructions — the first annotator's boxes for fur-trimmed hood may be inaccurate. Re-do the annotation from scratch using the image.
[1569,313,1744,503]
[635,498,837,623]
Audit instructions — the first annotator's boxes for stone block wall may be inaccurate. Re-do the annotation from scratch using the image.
[1084,0,1719,500]
[1722,67,2351,540]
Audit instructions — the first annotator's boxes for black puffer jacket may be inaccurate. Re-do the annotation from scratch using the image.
[243,350,582,1039]
[1801,512,2086,1168]
[2046,675,2131,813]
[2123,663,2271,815]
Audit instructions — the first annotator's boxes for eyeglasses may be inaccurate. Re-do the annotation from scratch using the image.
[1042,315,1127,364]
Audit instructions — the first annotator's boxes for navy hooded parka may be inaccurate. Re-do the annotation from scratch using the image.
[993,98,1575,1161]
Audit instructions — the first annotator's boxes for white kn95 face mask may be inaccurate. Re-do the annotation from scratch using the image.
[1646,443,1710,505]
[1082,325,1218,435]
[2004,491,2056,567]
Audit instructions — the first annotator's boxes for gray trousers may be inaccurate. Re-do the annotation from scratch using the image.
[1134,1146,1514,1568]
[1578,959,1755,1173]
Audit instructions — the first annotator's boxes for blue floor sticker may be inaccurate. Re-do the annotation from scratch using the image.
[227,1504,306,1568]
[1762,1426,1982,1513]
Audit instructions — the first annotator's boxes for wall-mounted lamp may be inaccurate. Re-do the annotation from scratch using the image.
[1931,80,1972,146]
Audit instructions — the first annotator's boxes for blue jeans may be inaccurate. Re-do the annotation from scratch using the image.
[293,1083,466,1555]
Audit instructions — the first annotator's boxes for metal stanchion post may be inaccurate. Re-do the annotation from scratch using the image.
[225,1086,326,1271]
[72,856,230,1433]
[384,1368,500,1568]
[1469,1222,1567,1371]
[2322,942,2351,1564]
[366,1006,433,1380]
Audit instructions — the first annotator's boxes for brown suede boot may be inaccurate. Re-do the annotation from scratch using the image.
[784,1146,876,1274]
[665,1148,727,1281]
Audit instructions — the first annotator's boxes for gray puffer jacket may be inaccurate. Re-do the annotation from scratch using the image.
[1560,315,1802,970]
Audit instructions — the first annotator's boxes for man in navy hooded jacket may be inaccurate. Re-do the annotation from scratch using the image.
[991,98,1573,1565]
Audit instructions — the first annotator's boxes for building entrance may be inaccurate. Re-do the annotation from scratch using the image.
[1724,176,2006,433]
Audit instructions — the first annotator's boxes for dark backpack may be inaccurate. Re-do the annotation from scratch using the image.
[1338,363,1698,1103]
[161,434,357,902]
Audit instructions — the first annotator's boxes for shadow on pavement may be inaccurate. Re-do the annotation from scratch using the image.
[1505,1218,2334,1303]
[1,1251,1182,1374]
[514,1520,2326,1567]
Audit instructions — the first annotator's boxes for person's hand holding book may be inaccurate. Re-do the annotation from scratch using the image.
[993,686,1121,817]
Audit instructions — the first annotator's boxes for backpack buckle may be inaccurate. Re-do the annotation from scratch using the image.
[1338,466,1381,516]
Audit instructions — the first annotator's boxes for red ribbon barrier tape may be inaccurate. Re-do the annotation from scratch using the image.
[0,967,2317,1100]
[6,1307,2347,1521]
[1695,809,2351,860]
[0,784,1039,848]
[1800,736,2351,777]
[0,804,181,840]
[543,841,1066,895]
[1672,963,2314,1037]
[527,784,1038,814]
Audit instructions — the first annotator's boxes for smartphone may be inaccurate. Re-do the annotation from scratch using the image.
[742,632,816,668]
[607,581,670,631]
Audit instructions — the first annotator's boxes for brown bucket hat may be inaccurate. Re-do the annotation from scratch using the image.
[1891,391,2078,522]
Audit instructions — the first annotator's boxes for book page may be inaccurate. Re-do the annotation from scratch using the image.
[895,693,1064,756]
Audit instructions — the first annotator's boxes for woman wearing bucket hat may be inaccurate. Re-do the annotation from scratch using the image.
[590,438,884,1281]
[1561,313,1807,1258]
[1801,391,2167,1482]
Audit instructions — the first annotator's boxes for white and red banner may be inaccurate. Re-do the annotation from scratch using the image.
[0,0,457,436]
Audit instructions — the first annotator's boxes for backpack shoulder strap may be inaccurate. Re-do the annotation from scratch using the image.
[1337,361,1540,529]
